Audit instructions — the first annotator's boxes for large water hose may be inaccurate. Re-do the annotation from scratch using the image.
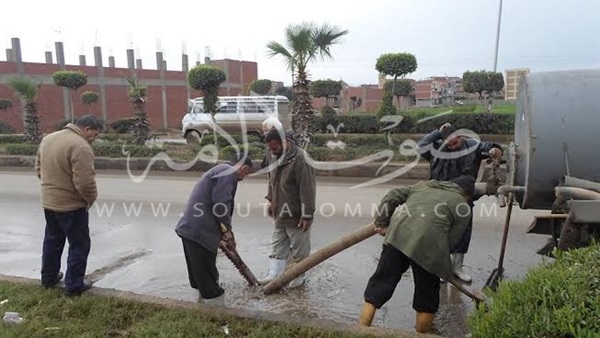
[262,224,377,294]
[261,223,486,304]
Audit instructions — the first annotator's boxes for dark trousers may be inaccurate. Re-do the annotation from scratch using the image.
[41,208,90,293]
[451,212,473,254]
[181,238,224,300]
[364,244,440,313]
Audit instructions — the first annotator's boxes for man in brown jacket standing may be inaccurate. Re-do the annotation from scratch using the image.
[35,115,103,296]
[258,127,316,289]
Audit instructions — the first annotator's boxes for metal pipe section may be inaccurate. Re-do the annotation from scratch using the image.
[555,187,600,201]
[561,176,600,193]
[496,185,525,207]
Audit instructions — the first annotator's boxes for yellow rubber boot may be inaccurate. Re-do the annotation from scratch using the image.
[358,302,376,327]
[415,312,434,333]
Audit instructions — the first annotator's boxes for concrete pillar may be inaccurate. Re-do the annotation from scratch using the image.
[11,38,24,73]
[157,51,168,129]
[55,42,65,67]
[94,46,103,67]
[127,49,135,70]
[182,54,188,72]
[224,60,230,95]
[94,46,107,125]
[79,55,86,66]
[182,54,190,100]
[5,49,14,62]
[108,56,115,68]
[239,60,244,95]
[156,52,164,71]
[136,59,143,69]
[45,51,53,64]
[55,41,70,121]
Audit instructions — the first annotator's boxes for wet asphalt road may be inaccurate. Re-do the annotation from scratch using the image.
[0,168,550,337]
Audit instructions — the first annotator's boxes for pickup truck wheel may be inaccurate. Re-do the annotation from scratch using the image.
[185,130,201,144]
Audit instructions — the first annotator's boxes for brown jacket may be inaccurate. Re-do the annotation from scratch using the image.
[35,124,98,212]
[265,143,316,227]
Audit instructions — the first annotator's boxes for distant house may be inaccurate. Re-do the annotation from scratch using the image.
[504,68,530,100]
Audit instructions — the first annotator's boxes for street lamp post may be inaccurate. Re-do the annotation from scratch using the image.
[492,0,504,72]
[489,0,504,113]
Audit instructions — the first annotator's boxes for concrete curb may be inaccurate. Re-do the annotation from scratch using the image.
[0,274,442,338]
[0,155,506,180]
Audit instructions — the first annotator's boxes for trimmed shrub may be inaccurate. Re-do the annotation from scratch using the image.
[110,118,136,134]
[219,144,265,162]
[92,143,163,158]
[0,134,25,144]
[311,112,514,135]
[97,133,135,143]
[468,244,600,338]
[0,121,16,134]
[199,133,262,147]
[4,142,162,158]
[5,143,38,155]
[411,112,514,134]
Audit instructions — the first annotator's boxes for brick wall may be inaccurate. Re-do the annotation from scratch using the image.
[0,58,258,133]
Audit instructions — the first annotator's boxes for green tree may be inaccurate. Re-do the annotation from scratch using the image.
[126,77,150,145]
[249,79,273,95]
[52,70,88,123]
[188,65,227,145]
[310,79,343,107]
[6,78,42,144]
[377,90,397,120]
[274,86,293,100]
[383,79,413,109]
[375,53,417,108]
[81,91,99,114]
[267,22,348,147]
[0,99,13,111]
[463,70,505,110]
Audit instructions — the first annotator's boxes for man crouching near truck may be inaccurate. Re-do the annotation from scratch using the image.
[358,175,475,334]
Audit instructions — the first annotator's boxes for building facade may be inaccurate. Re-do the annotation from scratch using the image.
[0,38,257,133]
[504,68,530,100]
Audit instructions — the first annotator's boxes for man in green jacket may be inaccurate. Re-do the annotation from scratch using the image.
[258,127,316,289]
[359,175,475,333]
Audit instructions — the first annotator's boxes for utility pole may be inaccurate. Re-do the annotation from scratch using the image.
[492,0,504,72]
[489,0,504,113]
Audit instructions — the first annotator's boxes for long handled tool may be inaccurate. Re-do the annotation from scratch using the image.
[219,241,259,286]
[485,192,514,291]
[219,223,259,286]
[262,224,486,305]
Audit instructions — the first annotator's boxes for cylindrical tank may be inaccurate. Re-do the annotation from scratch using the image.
[511,69,600,210]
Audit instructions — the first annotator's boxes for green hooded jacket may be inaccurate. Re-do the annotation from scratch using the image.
[265,143,316,227]
[374,180,472,280]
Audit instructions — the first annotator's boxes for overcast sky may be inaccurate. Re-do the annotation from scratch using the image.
[1,0,598,86]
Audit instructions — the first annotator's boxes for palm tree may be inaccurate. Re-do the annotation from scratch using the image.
[7,78,42,144]
[126,77,150,145]
[266,22,348,147]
